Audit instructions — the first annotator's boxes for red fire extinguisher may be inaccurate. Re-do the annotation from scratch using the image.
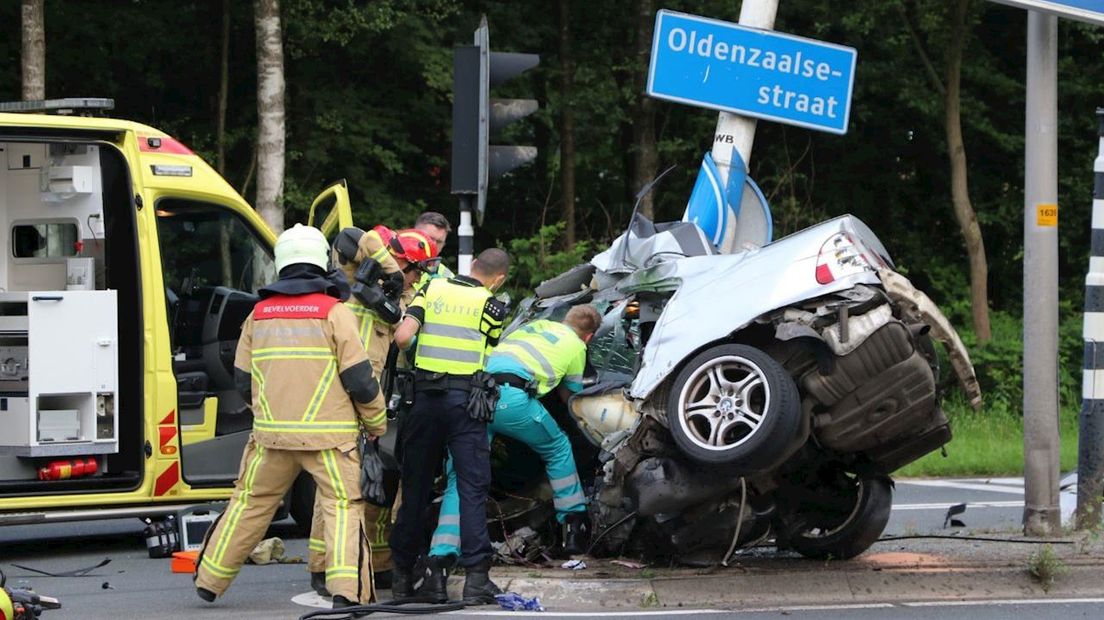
[37,458,98,481]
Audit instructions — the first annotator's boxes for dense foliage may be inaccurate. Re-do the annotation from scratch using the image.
[2,0,1102,412]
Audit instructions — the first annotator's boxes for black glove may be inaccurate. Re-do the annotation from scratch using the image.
[358,432,388,507]
[381,270,404,301]
[352,285,402,324]
[466,371,500,423]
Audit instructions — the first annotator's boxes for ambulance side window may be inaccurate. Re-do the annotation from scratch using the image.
[156,202,274,297]
[156,201,274,351]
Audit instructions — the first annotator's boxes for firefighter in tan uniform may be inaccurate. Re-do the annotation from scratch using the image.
[194,224,386,608]
[308,227,440,595]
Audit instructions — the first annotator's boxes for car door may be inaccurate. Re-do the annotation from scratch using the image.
[306,179,353,240]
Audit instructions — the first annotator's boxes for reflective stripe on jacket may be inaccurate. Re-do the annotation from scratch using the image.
[236,292,386,449]
[410,277,501,375]
[486,319,587,397]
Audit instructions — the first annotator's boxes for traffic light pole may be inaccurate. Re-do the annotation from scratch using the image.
[709,0,778,188]
[458,195,475,275]
[1022,10,1062,537]
[450,18,538,276]
[1077,107,1104,530]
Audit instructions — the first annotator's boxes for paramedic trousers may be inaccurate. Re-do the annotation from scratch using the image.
[195,437,374,603]
[308,490,392,573]
[429,385,586,558]
[389,388,492,570]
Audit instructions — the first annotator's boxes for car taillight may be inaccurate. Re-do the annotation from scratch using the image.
[815,232,873,284]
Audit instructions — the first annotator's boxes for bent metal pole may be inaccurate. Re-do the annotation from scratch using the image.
[1077,107,1104,530]
[709,0,778,189]
[1022,10,1061,537]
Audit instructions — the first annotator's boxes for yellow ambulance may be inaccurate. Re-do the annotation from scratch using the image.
[0,99,350,529]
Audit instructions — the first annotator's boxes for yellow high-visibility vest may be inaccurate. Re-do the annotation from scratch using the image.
[412,278,496,375]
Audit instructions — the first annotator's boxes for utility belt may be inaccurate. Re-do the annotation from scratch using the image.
[413,368,500,423]
[413,369,475,393]
[493,372,538,397]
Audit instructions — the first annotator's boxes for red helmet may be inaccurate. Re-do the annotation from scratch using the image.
[372,224,396,246]
[389,229,441,272]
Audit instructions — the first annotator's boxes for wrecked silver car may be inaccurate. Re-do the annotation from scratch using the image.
[498,213,980,565]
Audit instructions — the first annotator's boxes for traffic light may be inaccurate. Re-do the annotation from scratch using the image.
[451,16,540,226]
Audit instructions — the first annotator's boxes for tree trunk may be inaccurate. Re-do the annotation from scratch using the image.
[946,0,991,341]
[217,0,231,176]
[558,0,577,247]
[631,0,658,220]
[21,0,45,101]
[253,0,286,234]
[218,0,233,286]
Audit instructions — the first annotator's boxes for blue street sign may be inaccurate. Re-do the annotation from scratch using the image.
[646,10,857,135]
[986,0,1104,27]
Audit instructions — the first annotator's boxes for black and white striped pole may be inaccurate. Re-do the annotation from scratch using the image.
[1076,107,1104,530]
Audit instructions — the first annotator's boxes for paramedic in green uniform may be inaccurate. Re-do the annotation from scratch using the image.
[428,304,602,566]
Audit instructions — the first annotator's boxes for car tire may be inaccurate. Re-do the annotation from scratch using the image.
[289,471,316,534]
[535,263,596,298]
[665,343,804,468]
[784,475,893,560]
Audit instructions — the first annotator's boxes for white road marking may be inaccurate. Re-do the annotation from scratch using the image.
[893,500,1024,511]
[449,599,1104,616]
[897,479,1027,495]
[447,611,734,616]
[718,603,896,613]
[902,597,1104,607]
[291,591,332,609]
[962,477,1025,487]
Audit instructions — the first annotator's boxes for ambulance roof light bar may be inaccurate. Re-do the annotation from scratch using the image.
[0,98,115,116]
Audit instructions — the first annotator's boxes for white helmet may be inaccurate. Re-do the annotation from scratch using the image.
[274,224,329,273]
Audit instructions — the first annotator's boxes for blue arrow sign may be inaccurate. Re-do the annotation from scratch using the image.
[646,10,857,135]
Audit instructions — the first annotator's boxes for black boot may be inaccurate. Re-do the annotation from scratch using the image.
[373,569,393,591]
[419,555,451,603]
[332,595,357,608]
[461,559,501,605]
[310,571,331,597]
[562,512,591,555]
[391,566,415,599]
[196,587,216,603]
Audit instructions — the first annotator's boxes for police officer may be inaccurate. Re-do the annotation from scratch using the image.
[427,306,602,583]
[195,224,386,608]
[307,227,439,596]
[389,248,510,604]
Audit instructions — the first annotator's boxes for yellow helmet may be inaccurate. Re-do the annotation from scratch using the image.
[274,224,329,274]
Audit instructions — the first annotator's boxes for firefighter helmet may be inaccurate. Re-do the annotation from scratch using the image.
[274,224,329,273]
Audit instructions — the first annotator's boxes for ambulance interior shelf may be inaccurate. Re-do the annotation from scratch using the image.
[0,290,119,458]
[0,142,119,459]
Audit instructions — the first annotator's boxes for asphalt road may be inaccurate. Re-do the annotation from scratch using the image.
[0,477,1089,620]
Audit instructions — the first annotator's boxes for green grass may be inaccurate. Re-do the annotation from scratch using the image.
[896,397,1080,478]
